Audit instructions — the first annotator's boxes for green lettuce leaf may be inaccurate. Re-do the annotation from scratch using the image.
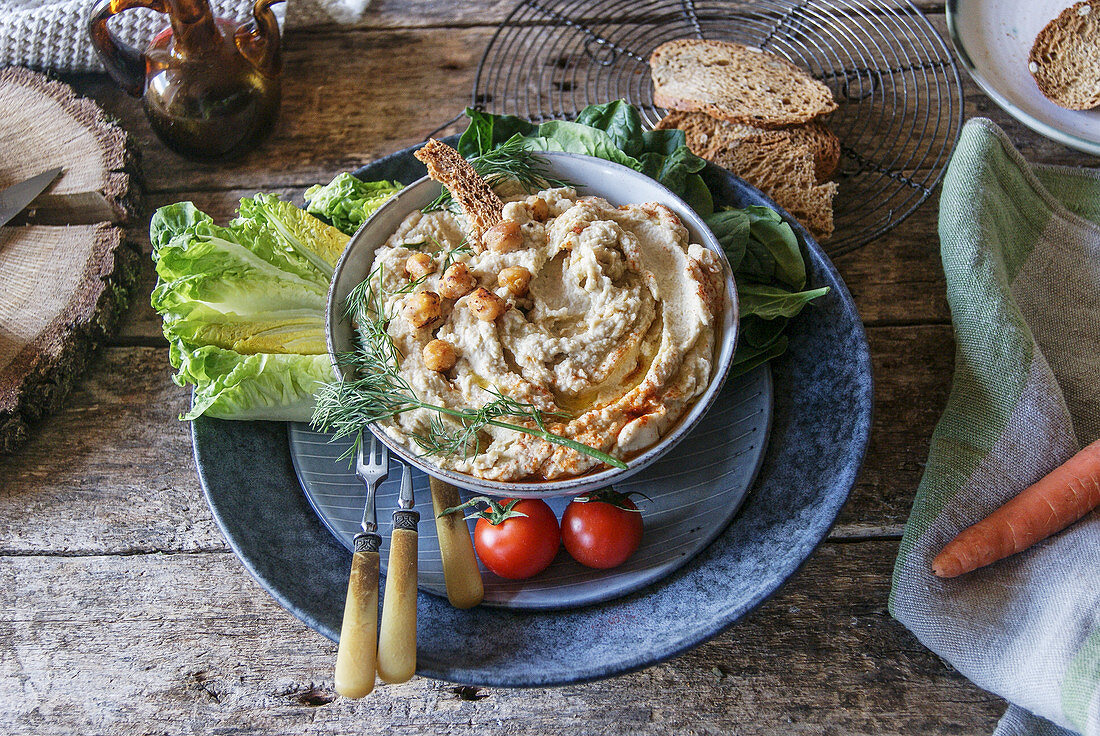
[170,341,334,422]
[522,121,644,171]
[455,101,713,216]
[304,173,402,235]
[238,193,349,277]
[161,302,326,355]
[457,107,538,158]
[737,283,831,320]
[705,207,805,290]
[151,203,329,290]
[150,200,337,421]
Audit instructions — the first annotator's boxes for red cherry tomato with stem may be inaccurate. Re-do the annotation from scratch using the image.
[444,497,560,580]
[562,489,644,569]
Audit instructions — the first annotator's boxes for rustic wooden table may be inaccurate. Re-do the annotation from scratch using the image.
[2,1,1092,733]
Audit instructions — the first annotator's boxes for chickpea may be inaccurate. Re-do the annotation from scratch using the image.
[483,220,523,253]
[405,251,434,280]
[498,265,532,297]
[438,262,477,299]
[528,197,550,222]
[403,291,443,329]
[467,287,506,322]
[422,339,457,372]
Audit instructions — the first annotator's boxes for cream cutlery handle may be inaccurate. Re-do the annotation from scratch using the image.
[334,538,380,698]
[429,476,484,609]
[377,511,418,684]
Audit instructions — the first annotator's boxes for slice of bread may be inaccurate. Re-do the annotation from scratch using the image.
[1029,1,1100,110]
[656,110,841,182]
[707,131,838,239]
[414,139,504,245]
[650,39,837,128]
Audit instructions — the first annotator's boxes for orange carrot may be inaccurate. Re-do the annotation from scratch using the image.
[932,438,1100,578]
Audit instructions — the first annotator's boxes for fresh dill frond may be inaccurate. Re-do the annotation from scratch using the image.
[442,240,474,272]
[424,137,571,213]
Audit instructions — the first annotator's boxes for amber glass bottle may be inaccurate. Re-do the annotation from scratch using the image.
[89,0,284,160]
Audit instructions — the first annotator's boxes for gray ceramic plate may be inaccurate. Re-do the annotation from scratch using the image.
[191,143,873,687]
[289,362,771,610]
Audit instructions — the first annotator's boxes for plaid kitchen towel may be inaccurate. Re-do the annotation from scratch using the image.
[889,118,1100,736]
[0,0,368,73]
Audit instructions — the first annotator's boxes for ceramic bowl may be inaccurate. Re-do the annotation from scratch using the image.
[326,152,737,497]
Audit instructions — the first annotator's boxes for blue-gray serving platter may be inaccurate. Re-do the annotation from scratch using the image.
[191,142,874,687]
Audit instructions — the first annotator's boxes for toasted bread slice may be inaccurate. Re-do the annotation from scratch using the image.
[414,139,504,244]
[656,111,841,182]
[708,131,838,239]
[1029,1,1100,110]
[650,39,837,128]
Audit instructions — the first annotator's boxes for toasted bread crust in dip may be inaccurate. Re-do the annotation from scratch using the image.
[365,187,724,481]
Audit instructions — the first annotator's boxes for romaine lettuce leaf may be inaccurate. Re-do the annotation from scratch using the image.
[238,193,349,277]
[152,202,329,290]
[162,302,326,355]
[304,173,402,235]
[170,340,334,422]
[151,199,339,421]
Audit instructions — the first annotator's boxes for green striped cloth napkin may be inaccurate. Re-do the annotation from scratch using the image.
[889,118,1100,736]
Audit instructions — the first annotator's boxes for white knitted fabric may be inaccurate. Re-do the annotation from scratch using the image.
[0,1,370,73]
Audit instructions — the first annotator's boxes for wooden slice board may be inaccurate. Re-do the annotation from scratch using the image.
[0,68,141,453]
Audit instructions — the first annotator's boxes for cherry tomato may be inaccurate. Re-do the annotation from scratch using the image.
[562,492,643,569]
[473,498,560,579]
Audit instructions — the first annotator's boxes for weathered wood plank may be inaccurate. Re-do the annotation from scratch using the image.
[0,320,952,553]
[311,0,947,31]
[0,347,226,555]
[838,323,954,534]
[0,540,1002,735]
[60,17,1098,198]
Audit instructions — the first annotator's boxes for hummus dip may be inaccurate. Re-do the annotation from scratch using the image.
[366,186,725,481]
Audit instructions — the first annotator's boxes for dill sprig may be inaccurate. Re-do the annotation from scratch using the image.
[311,267,626,470]
[425,137,571,213]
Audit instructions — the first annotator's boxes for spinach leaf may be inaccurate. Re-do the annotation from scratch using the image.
[705,206,805,289]
[639,149,712,216]
[457,107,537,158]
[524,120,643,170]
[738,283,831,320]
[703,210,750,270]
[574,100,644,158]
[747,207,805,290]
[730,336,789,378]
[642,128,688,156]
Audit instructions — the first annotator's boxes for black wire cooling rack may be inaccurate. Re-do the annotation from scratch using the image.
[470,0,964,255]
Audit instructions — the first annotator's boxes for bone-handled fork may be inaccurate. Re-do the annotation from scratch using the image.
[377,464,419,684]
[334,434,387,698]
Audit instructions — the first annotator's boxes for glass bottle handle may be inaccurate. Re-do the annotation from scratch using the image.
[87,0,168,98]
[235,0,285,78]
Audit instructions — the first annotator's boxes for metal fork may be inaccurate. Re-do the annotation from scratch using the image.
[333,434,388,698]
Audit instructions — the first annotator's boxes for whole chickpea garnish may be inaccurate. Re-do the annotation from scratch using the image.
[498,266,532,297]
[438,262,477,299]
[467,287,506,322]
[422,339,457,372]
[528,197,550,222]
[405,251,434,280]
[404,291,443,329]
[483,220,523,253]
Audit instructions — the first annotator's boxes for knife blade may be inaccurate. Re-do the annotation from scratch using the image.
[0,168,63,228]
